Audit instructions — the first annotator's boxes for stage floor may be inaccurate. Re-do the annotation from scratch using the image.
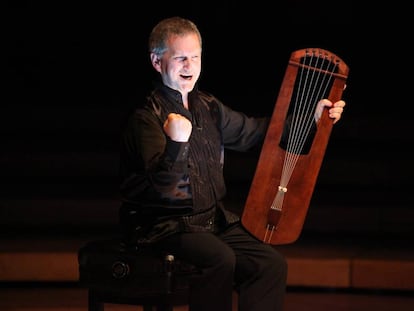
[1,286,413,311]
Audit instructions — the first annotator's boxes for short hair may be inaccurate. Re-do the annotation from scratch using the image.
[148,16,202,57]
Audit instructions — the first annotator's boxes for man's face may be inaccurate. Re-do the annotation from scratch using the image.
[152,33,202,95]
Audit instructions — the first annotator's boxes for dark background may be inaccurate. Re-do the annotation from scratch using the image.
[3,1,413,239]
[4,0,355,154]
[5,0,355,115]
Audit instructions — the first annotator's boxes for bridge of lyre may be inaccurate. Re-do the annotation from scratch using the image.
[241,48,349,245]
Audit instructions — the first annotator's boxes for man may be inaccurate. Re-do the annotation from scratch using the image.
[119,16,346,311]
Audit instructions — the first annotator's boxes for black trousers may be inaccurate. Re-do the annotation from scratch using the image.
[155,223,288,311]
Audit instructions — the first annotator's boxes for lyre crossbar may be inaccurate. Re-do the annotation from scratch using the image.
[241,48,349,245]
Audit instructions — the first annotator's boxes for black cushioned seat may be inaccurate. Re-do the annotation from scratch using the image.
[78,238,199,311]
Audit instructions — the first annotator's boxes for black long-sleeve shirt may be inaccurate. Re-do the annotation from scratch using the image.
[119,84,268,243]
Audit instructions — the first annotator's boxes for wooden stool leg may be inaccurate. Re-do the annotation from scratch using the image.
[88,290,104,311]
[156,304,173,311]
[143,304,173,311]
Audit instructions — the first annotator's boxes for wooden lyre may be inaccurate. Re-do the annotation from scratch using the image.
[241,48,349,245]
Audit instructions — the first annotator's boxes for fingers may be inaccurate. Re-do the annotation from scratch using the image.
[315,99,346,124]
[333,100,346,109]
[314,99,333,122]
[163,113,192,142]
[329,100,346,124]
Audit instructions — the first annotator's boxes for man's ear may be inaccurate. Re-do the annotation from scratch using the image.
[150,53,161,72]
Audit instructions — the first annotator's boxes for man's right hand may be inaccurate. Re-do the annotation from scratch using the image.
[163,113,192,142]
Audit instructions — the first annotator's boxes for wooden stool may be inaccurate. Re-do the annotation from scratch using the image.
[78,238,198,311]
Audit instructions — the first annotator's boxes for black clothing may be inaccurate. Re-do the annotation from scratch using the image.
[119,84,287,311]
[153,224,287,311]
[119,84,268,244]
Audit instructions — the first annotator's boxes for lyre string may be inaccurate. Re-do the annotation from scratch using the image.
[269,51,338,214]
